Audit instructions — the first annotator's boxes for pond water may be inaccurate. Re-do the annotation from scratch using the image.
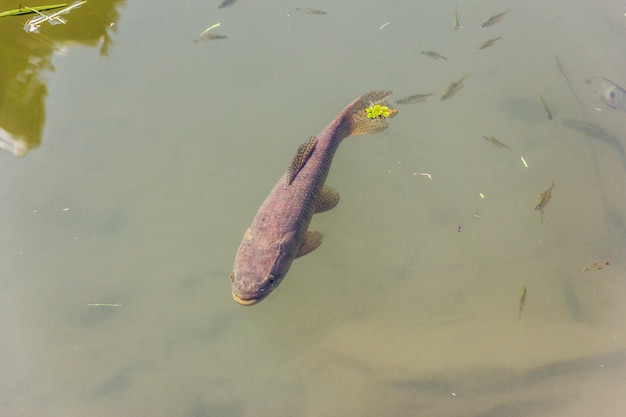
[1,0,625,416]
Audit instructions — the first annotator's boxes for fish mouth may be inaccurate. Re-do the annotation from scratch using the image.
[232,291,262,306]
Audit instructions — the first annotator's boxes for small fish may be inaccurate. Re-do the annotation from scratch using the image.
[539,96,553,120]
[534,179,555,222]
[295,7,327,15]
[395,92,434,105]
[440,74,469,100]
[481,10,509,28]
[518,287,527,320]
[193,33,227,43]
[583,261,611,272]
[585,77,626,112]
[482,135,511,150]
[453,4,461,30]
[218,0,237,9]
[478,35,502,50]
[230,91,396,305]
[419,50,448,61]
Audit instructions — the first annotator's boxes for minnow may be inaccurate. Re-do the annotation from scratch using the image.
[440,74,469,100]
[518,286,527,320]
[230,91,397,305]
[534,179,555,222]
[419,50,448,61]
[539,95,553,120]
[295,7,327,15]
[481,10,509,28]
[453,4,460,30]
[218,0,237,9]
[478,35,502,50]
[395,92,434,105]
[482,135,511,150]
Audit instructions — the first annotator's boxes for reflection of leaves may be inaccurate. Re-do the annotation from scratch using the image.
[0,0,126,156]
[0,4,67,18]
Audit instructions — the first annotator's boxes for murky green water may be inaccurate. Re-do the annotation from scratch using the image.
[1,0,625,416]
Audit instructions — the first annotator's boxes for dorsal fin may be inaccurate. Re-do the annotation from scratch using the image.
[286,136,317,185]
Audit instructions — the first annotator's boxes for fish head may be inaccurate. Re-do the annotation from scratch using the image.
[585,77,622,110]
[230,229,297,305]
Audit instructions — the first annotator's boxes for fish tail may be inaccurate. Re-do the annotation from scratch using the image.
[346,90,397,137]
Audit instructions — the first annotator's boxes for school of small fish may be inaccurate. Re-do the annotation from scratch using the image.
[210,4,618,310]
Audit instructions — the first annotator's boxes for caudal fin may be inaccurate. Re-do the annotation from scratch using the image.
[345,90,397,137]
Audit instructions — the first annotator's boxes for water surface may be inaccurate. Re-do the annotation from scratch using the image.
[1,0,625,416]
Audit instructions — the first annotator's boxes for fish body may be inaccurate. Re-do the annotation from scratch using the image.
[585,77,626,112]
[193,33,227,43]
[535,179,555,222]
[478,35,502,49]
[441,74,469,100]
[395,92,434,105]
[419,50,448,61]
[481,10,509,27]
[539,96,553,120]
[483,135,511,150]
[453,5,460,30]
[230,91,395,305]
[518,287,527,320]
[295,7,327,15]
[218,0,237,9]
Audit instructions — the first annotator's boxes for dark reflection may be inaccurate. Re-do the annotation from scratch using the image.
[0,1,125,156]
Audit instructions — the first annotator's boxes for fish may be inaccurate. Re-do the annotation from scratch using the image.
[440,74,469,100]
[518,286,527,320]
[478,35,502,50]
[230,91,397,305]
[453,4,460,30]
[481,10,509,28]
[482,135,511,150]
[584,77,626,112]
[419,50,448,61]
[193,33,227,43]
[583,261,611,272]
[218,0,237,9]
[534,179,555,222]
[395,92,434,105]
[539,95,553,120]
[295,7,327,15]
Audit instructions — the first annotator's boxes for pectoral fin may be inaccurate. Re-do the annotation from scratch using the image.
[295,231,323,258]
[314,185,340,213]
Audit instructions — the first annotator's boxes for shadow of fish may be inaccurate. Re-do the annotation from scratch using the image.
[230,91,397,305]
[563,119,626,168]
